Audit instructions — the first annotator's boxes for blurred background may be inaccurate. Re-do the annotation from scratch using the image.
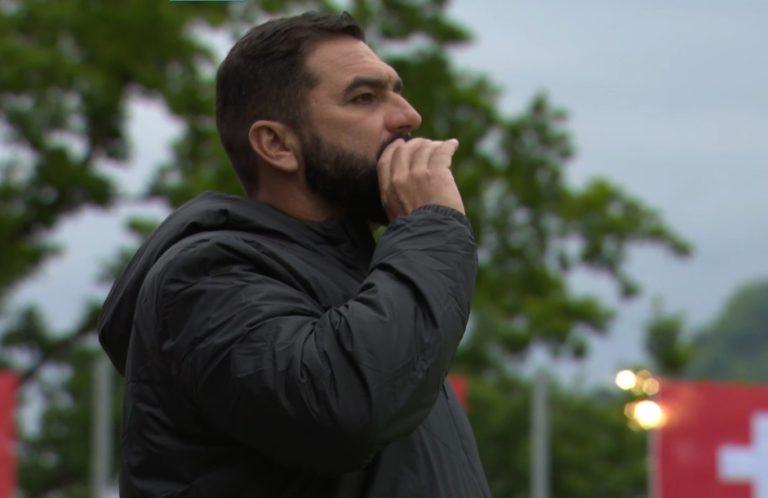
[1,0,766,497]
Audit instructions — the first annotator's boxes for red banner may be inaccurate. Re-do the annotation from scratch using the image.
[448,373,468,410]
[653,379,768,498]
[0,372,18,498]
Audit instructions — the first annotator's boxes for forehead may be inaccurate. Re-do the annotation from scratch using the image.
[305,37,399,90]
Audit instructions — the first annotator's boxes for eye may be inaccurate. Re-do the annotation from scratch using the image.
[351,93,377,105]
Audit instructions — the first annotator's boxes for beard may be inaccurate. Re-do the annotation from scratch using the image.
[301,131,409,226]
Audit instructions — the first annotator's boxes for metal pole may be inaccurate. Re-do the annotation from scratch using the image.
[531,367,550,498]
[90,352,113,498]
[647,429,656,498]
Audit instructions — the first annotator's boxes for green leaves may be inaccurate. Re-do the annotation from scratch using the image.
[644,301,692,376]
[0,0,228,308]
[142,1,693,367]
[685,279,768,381]
[0,2,233,495]
[467,373,647,498]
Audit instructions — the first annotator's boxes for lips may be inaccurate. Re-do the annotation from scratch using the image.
[377,132,413,159]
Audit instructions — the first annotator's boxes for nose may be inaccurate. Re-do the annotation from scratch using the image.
[386,94,422,134]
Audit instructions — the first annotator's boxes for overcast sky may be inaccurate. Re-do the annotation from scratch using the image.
[444,0,768,383]
[14,0,768,386]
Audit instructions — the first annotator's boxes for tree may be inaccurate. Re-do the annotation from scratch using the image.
[1,0,691,496]
[1,1,229,495]
[643,299,693,376]
[467,372,648,498]
[685,278,768,382]
[151,1,692,372]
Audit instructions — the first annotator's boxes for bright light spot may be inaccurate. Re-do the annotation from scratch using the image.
[615,369,637,391]
[632,400,664,430]
[637,369,653,380]
[624,403,635,418]
[642,378,660,395]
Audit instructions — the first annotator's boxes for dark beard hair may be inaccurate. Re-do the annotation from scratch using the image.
[301,131,410,225]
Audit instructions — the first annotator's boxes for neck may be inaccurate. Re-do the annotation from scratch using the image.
[251,182,342,223]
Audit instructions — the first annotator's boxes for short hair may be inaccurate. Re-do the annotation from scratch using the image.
[215,12,365,193]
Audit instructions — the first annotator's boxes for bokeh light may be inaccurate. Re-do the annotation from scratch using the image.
[615,369,638,391]
[632,400,664,430]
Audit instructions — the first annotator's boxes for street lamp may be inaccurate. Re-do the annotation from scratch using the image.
[616,368,665,498]
[626,399,665,430]
[615,368,665,430]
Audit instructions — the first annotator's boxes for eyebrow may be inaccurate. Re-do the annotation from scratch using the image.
[342,76,404,98]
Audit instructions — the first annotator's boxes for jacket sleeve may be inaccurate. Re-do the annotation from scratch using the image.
[158,205,477,475]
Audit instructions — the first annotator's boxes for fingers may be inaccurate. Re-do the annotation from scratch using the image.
[430,138,459,168]
[390,138,436,187]
[386,138,457,175]
[433,139,459,165]
[377,137,463,220]
[377,137,404,190]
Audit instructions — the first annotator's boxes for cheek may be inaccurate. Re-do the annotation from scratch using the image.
[320,112,389,157]
[345,128,385,156]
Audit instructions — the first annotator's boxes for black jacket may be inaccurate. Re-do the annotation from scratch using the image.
[98,192,491,497]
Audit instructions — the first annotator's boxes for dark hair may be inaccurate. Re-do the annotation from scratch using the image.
[215,12,365,193]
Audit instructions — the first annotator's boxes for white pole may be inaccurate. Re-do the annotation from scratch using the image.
[531,367,550,498]
[90,352,113,498]
[647,429,656,498]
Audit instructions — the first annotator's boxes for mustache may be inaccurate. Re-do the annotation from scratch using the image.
[376,132,413,159]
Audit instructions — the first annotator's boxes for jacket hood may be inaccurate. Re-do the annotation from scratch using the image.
[97,191,374,375]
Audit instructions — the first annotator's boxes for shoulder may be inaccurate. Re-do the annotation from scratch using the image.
[148,229,316,300]
[145,231,267,292]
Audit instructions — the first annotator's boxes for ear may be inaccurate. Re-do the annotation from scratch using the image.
[247,120,301,174]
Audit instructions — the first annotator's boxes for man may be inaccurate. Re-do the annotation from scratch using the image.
[99,11,491,498]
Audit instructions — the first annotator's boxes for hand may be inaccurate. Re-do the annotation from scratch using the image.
[377,138,465,221]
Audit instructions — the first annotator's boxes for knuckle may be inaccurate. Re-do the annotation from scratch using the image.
[405,137,430,150]
[391,173,409,188]
[412,167,430,181]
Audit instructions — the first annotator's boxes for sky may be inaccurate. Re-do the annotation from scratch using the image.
[13,0,768,387]
[442,0,768,383]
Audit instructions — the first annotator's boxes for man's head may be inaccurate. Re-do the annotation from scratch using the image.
[216,12,364,190]
[216,12,421,223]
